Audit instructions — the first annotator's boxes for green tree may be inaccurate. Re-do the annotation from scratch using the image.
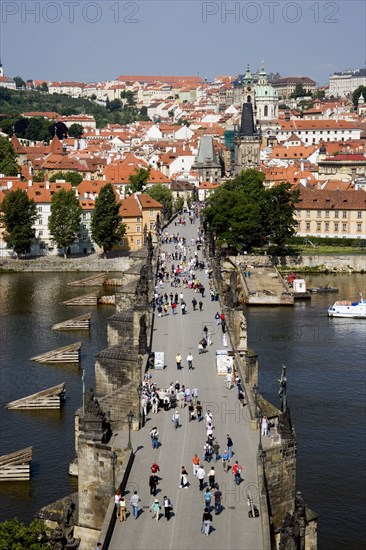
[352,85,366,108]
[128,167,150,193]
[120,90,135,106]
[68,123,84,138]
[33,169,45,182]
[13,76,26,89]
[0,518,50,549]
[49,171,83,186]
[264,184,299,251]
[24,117,50,142]
[91,183,125,257]
[175,195,184,212]
[291,83,306,98]
[0,136,20,176]
[48,188,82,257]
[0,189,38,256]
[313,90,325,100]
[146,184,172,218]
[107,98,122,112]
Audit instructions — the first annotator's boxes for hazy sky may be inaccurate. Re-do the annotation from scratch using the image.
[0,1,365,85]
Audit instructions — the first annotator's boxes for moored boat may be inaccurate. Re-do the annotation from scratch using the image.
[328,294,366,318]
[309,286,339,293]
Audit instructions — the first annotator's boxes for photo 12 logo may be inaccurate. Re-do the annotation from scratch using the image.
[202,1,340,24]
[1,1,140,24]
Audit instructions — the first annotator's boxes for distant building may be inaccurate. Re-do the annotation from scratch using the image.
[329,69,366,98]
[0,60,16,90]
[272,77,316,99]
[254,65,280,138]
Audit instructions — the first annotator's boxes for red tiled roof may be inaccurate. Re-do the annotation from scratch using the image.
[296,188,366,210]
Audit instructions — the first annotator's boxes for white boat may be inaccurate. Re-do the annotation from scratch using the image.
[328,294,366,318]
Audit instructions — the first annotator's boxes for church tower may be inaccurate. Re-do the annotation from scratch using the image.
[234,64,261,174]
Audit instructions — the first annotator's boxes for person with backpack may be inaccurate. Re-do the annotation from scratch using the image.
[150,427,159,449]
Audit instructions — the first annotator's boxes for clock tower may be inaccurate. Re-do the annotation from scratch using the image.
[234,64,261,174]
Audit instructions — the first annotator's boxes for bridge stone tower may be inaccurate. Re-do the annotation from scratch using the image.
[234,64,261,174]
[193,134,222,183]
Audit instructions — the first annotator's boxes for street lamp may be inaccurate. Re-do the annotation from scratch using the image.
[126,411,134,450]
[110,451,117,495]
[137,384,143,427]
[258,411,263,451]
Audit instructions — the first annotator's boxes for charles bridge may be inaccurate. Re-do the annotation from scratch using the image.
[37,217,317,550]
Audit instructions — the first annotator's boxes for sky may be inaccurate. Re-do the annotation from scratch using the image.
[0,0,365,85]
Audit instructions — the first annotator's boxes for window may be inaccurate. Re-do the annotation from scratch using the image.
[342,223,347,232]
[82,234,87,241]
[334,211,339,219]
[136,239,141,246]
[38,230,43,237]
[342,211,347,219]
[149,222,154,230]
[325,222,329,231]
[316,222,321,231]
[149,209,154,217]
[306,210,310,217]
[325,210,329,218]
[38,206,42,212]
[136,226,141,233]
[264,105,268,117]
[136,217,141,222]
[306,222,311,231]
[83,213,87,219]
[39,218,43,225]
[334,223,339,231]
[357,211,362,219]
[317,210,321,218]
[82,224,87,230]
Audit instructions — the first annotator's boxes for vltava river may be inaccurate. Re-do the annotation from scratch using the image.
[0,271,365,549]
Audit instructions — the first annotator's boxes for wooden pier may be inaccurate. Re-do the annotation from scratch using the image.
[0,447,32,481]
[52,313,91,331]
[30,342,81,364]
[68,273,106,286]
[63,292,99,306]
[6,383,66,410]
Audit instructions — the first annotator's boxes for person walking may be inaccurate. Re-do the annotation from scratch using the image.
[203,326,208,340]
[179,466,189,489]
[151,462,160,474]
[192,297,197,311]
[188,400,195,421]
[118,497,127,522]
[172,410,180,429]
[221,449,230,473]
[163,496,173,521]
[227,434,233,457]
[192,453,200,477]
[196,465,206,491]
[215,312,221,325]
[191,386,198,406]
[149,473,158,496]
[150,427,159,449]
[212,441,220,463]
[213,485,222,515]
[181,302,186,315]
[232,461,243,485]
[114,488,121,517]
[130,491,141,519]
[262,415,268,437]
[150,499,161,521]
[203,487,212,509]
[226,370,233,390]
[199,301,203,311]
[172,302,177,315]
[208,466,216,489]
[187,353,193,370]
[196,401,203,422]
[202,508,213,536]
[176,353,182,370]
[198,341,204,355]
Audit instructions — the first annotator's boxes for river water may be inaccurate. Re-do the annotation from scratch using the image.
[0,271,365,548]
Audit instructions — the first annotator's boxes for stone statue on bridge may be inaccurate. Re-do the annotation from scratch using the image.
[135,264,150,305]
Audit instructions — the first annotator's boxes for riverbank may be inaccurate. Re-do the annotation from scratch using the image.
[0,254,133,273]
[235,254,366,273]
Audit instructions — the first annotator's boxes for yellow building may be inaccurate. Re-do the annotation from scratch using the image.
[295,188,366,239]
[119,193,162,251]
